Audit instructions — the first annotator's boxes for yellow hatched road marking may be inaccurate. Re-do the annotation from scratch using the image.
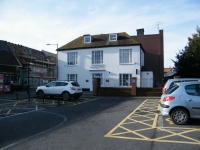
[105,98,200,145]
[6,102,18,115]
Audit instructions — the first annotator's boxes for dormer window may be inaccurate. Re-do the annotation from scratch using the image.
[109,34,117,41]
[84,35,91,43]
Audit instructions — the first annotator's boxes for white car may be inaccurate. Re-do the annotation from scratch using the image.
[36,81,82,101]
[162,78,200,93]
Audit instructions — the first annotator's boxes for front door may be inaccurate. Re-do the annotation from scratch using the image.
[93,73,101,87]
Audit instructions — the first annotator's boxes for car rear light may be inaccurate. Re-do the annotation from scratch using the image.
[70,87,76,90]
[163,96,175,102]
[163,88,166,93]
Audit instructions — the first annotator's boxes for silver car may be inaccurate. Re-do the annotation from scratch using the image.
[162,78,200,93]
[160,81,200,125]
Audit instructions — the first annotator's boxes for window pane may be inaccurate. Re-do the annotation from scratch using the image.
[68,52,77,65]
[92,51,103,64]
[119,49,132,64]
[185,84,197,95]
[84,36,91,43]
[119,74,131,86]
[67,74,77,81]
[48,82,56,87]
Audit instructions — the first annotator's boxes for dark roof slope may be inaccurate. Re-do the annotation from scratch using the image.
[0,40,21,67]
[42,50,56,57]
[141,66,152,71]
[41,50,57,63]
[58,32,142,51]
[23,47,48,62]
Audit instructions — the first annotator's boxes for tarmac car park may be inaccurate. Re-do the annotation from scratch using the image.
[1,91,200,149]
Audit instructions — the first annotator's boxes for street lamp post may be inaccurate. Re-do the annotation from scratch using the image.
[46,43,58,80]
[46,43,58,49]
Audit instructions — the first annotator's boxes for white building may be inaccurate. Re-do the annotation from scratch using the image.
[57,32,153,91]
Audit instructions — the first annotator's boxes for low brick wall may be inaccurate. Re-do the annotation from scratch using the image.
[95,87,162,96]
[136,88,162,96]
[97,87,131,96]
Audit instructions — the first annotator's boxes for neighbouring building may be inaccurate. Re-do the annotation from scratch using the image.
[57,32,154,91]
[0,40,22,92]
[164,67,177,81]
[132,29,164,86]
[0,40,57,90]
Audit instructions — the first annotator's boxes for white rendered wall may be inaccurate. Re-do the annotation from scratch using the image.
[58,46,143,90]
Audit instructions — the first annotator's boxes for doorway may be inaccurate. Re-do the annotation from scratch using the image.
[93,73,101,87]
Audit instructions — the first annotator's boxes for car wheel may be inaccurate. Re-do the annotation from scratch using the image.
[37,90,44,99]
[74,96,80,100]
[62,92,70,101]
[170,108,189,125]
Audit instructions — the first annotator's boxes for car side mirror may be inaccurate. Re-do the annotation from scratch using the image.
[46,85,49,87]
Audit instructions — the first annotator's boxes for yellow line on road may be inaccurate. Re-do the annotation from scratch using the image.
[105,99,149,137]
[152,114,158,128]
[6,102,18,115]
[105,98,200,145]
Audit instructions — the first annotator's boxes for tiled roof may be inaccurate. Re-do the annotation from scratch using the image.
[42,50,56,57]
[0,40,21,66]
[41,50,57,63]
[58,32,142,51]
[23,47,48,62]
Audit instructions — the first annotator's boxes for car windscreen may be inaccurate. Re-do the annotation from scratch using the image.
[71,81,80,86]
[165,84,179,94]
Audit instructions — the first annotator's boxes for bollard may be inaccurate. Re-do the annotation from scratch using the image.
[43,97,44,104]
[57,95,60,106]
[28,92,30,102]
[27,85,30,102]
[36,102,38,111]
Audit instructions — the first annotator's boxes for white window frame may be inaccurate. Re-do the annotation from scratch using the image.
[109,34,117,41]
[67,52,78,66]
[92,50,103,65]
[119,49,132,64]
[119,74,132,86]
[84,36,91,43]
[67,74,77,81]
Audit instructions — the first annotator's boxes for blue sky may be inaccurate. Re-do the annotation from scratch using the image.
[0,0,199,68]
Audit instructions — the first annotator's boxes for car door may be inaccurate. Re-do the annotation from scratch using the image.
[183,84,200,115]
[44,82,57,94]
[54,82,67,94]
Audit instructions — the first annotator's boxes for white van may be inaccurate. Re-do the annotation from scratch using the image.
[162,78,200,93]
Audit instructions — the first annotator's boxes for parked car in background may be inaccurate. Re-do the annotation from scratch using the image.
[36,81,82,101]
[160,81,200,125]
[162,78,200,93]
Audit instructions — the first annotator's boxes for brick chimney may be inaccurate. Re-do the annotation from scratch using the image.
[136,28,144,35]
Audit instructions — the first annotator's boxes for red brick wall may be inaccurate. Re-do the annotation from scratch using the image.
[132,30,164,84]
[97,87,131,96]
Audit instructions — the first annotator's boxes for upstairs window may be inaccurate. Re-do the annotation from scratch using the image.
[84,35,91,43]
[119,49,132,64]
[109,34,117,41]
[67,52,78,65]
[92,50,103,64]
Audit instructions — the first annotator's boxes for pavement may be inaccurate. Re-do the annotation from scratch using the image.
[0,89,94,100]
[0,89,160,100]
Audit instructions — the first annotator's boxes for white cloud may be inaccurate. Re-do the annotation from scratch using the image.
[0,0,199,67]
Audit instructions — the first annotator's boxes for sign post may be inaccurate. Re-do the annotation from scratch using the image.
[0,74,3,93]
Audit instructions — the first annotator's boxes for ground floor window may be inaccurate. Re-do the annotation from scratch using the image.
[119,74,132,86]
[67,74,77,81]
